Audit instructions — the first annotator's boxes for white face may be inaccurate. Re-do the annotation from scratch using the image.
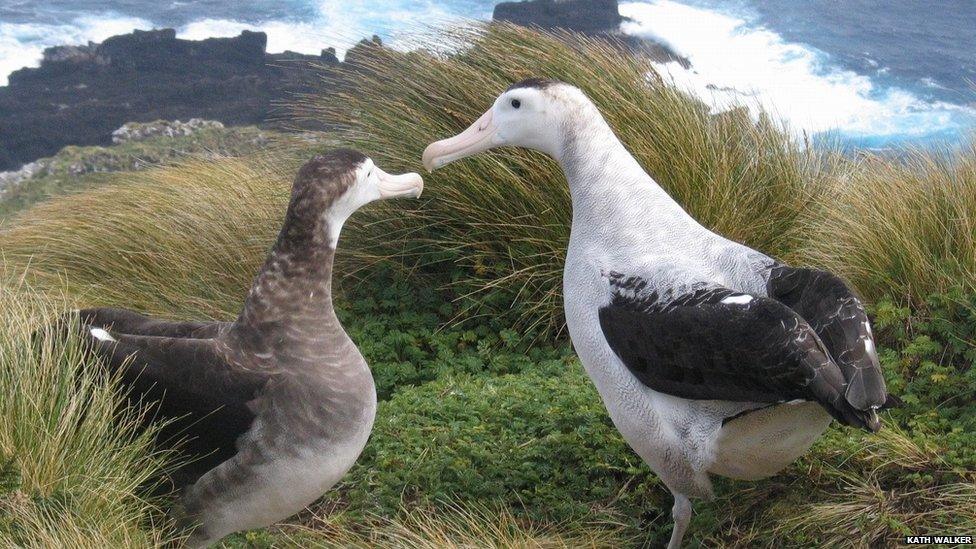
[326,157,423,247]
[422,85,567,170]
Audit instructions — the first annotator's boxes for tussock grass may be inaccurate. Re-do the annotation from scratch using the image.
[764,427,975,547]
[801,141,976,303]
[292,23,834,336]
[0,279,173,547]
[0,155,296,320]
[0,22,974,548]
[694,426,975,547]
[287,502,630,548]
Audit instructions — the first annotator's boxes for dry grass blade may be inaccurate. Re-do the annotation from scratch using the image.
[0,277,175,547]
[283,501,630,549]
[800,141,976,303]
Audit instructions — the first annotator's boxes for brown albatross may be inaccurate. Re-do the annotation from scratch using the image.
[74,149,422,547]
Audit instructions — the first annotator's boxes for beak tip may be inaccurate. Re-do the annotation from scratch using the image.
[421,148,437,172]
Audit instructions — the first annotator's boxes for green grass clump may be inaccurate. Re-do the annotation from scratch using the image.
[292,23,833,336]
[800,142,976,303]
[0,283,173,547]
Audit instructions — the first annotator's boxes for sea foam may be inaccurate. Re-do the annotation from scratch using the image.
[0,0,478,86]
[0,15,152,85]
[619,0,976,147]
[177,0,476,59]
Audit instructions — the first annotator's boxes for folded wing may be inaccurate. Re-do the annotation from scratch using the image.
[77,308,271,484]
[597,279,879,431]
[765,265,891,410]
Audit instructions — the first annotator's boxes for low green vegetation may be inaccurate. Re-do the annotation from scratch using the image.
[873,290,976,467]
[1,22,974,548]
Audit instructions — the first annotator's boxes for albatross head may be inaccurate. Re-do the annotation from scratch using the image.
[293,149,424,247]
[422,78,593,170]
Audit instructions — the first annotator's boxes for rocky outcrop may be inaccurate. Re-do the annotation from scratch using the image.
[492,0,688,65]
[493,0,623,35]
[0,161,46,195]
[0,121,286,216]
[111,119,225,144]
[0,29,338,171]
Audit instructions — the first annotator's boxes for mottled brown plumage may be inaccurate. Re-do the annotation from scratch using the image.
[73,149,422,547]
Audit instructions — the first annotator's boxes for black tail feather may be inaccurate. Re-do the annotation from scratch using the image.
[826,396,881,433]
[881,392,904,409]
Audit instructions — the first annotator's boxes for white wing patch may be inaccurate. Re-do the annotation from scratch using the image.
[721,294,754,305]
[89,327,116,342]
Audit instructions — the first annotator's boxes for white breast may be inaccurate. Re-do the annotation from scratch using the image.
[562,245,804,494]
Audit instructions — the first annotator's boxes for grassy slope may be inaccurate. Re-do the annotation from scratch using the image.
[0,22,974,548]
[0,283,174,548]
[0,126,301,220]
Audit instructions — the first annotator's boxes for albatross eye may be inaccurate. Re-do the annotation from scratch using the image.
[511,99,521,109]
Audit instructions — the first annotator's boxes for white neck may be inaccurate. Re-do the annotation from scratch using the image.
[553,108,704,250]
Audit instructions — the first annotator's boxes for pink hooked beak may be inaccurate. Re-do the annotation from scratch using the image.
[376,166,424,199]
[422,109,500,171]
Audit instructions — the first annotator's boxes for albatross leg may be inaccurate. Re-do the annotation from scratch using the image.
[667,493,692,549]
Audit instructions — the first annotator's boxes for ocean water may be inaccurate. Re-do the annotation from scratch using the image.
[620,0,976,149]
[1,0,974,149]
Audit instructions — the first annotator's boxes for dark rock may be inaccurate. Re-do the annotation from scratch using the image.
[492,0,689,66]
[0,29,339,171]
[493,0,623,35]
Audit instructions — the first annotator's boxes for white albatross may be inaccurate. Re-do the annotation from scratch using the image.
[422,78,898,548]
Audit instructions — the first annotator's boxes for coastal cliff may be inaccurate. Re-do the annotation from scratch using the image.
[0,0,680,172]
[0,29,339,171]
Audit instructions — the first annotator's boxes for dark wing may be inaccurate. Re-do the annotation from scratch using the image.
[85,330,268,411]
[83,328,271,485]
[766,265,893,410]
[598,280,878,431]
[79,307,229,339]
